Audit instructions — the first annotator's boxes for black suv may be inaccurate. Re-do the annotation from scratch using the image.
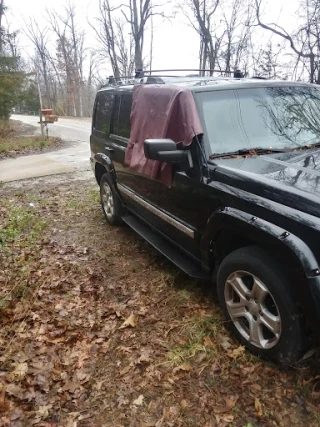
[90,73,320,364]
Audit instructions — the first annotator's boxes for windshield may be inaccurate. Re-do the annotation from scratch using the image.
[197,86,320,154]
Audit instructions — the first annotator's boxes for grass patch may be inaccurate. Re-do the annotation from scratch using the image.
[0,201,46,245]
[0,119,14,138]
[64,187,99,211]
[0,200,47,307]
[0,135,59,155]
[0,118,61,157]
[167,314,220,366]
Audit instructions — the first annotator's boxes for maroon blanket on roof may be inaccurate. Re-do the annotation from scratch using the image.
[125,84,203,187]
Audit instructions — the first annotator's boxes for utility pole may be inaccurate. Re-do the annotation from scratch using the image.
[0,0,5,56]
[35,67,45,137]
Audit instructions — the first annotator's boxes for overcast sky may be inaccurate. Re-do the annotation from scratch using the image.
[8,0,297,76]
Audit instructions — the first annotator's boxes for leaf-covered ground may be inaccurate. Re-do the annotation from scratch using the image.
[1,173,320,427]
[0,120,62,159]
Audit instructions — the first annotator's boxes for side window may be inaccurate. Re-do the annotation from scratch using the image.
[94,91,114,134]
[112,93,133,139]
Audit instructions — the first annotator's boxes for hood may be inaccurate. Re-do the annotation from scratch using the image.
[213,148,320,216]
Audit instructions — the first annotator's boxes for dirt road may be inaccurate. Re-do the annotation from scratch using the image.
[0,115,92,183]
[11,114,91,144]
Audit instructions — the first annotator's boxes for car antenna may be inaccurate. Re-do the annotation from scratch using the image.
[191,126,212,183]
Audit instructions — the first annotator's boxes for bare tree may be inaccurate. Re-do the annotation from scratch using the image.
[0,0,6,55]
[26,3,99,116]
[121,0,156,71]
[92,1,164,78]
[25,19,53,108]
[83,52,103,116]
[253,41,286,79]
[180,0,221,75]
[219,0,253,73]
[255,0,320,84]
[66,3,85,116]
[48,2,85,116]
[91,0,134,78]
[180,0,254,75]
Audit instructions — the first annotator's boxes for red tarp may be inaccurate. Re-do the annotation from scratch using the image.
[125,84,203,187]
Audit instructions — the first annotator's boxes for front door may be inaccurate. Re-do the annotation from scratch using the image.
[118,142,220,260]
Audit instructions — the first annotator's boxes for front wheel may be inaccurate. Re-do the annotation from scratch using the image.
[217,246,306,365]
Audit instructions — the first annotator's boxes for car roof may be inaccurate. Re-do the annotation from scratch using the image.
[97,77,317,94]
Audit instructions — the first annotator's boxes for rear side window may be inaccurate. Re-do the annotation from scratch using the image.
[112,93,133,139]
[94,91,114,134]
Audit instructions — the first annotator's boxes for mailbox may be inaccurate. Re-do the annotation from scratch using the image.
[41,108,53,115]
[44,115,58,123]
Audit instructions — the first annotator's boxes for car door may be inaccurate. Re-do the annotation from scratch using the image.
[119,140,220,260]
[91,88,133,184]
[108,90,132,174]
[90,89,115,161]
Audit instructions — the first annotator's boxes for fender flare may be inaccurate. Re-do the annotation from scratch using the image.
[94,153,114,172]
[94,153,117,184]
[201,207,320,279]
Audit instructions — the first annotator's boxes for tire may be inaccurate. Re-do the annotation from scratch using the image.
[217,246,306,365]
[99,173,123,225]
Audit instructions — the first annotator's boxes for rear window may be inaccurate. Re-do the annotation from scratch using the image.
[94,91,114,134]
[112,93,133,139]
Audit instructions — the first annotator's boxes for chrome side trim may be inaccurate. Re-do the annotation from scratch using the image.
[118,184,195,239]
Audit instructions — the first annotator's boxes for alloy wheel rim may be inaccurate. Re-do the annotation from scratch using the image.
[101,182,114,219]
[224,270,281,349]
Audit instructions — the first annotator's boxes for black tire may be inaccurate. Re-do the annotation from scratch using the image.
[217,246,306,365]
[100,173,123,225]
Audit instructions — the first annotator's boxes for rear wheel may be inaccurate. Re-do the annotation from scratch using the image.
[100,173,123,225]
[217,246,306,365]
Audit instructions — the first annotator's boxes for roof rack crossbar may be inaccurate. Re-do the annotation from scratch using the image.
[101,68,245,88]
[143,68,234,75]
[144,69,244,78]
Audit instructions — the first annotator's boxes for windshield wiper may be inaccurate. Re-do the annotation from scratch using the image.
[292,141,320,151]
[209,147,288,160]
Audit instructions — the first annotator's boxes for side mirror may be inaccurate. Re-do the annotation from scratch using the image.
[144,139,193,170]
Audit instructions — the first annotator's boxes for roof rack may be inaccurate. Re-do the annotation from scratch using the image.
[135,68,244,78]
[100,68,245,88]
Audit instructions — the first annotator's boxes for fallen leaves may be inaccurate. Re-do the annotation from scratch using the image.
[227,345,246,359]
[9,362,28,381]
[219,334,233,351]
[254,397,263,417]
[0,398,10,414]
[225,395,239,409]
[0,180,319,427]
[119,313,137,329]
[173,363,192,374]
[133,395,145,406]
[215,413,234,424]
[119,365,132,377]
[5,384,25,400]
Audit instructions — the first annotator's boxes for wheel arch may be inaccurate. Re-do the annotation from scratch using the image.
[216,244,307,364]
[201,207,320,306]
[94,153,115,185]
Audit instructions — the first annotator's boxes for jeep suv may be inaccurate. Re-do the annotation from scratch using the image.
[90,73,320,364]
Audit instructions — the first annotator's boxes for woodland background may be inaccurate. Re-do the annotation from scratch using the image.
[2,0,320,118]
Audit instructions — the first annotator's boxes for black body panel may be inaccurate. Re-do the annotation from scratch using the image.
[90,80,320,342]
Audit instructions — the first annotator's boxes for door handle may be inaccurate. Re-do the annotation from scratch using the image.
[106,147,114,153]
